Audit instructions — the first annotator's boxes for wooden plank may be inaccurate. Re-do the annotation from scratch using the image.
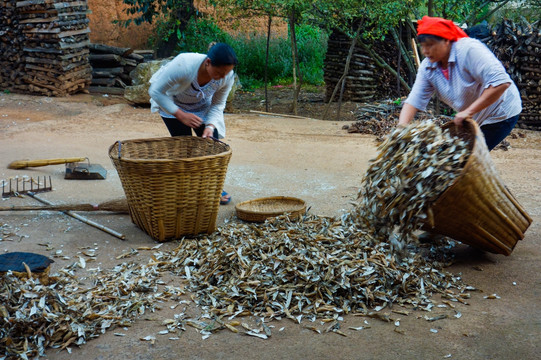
[17,0,51,7]
[23,27,90,37]
[58,39,90,49]
[23,46,62,54]
[57,27,90,38]
[20,17,59,24]
[53,1,87,9]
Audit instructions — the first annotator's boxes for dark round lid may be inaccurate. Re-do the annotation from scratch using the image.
[0,252,54,273]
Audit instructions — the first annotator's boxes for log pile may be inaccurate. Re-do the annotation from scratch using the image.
[0,0,24,92]
[489,19,541,131]
[324,29,412,103]
[0,0,92,96]
[88,43,148,95]
[324,31,378,102]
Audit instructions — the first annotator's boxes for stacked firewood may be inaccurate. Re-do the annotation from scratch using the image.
[88,43,147,94]
[324,31,378,102]
[324,29,412,103]
[0,0,24,91]
[8,0,92,96]
[489,19,541,131]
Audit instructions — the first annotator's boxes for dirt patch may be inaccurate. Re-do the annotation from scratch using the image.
[0,90,540,360]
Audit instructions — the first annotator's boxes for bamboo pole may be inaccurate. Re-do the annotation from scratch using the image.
[27,192,126,240]
[0,198,129,213]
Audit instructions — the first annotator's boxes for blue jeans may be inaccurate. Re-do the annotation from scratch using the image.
[161,116,219,138]
[480,115,519,151]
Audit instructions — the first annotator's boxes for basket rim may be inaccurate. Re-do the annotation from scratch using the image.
[235,196,306,216]
[108,136,231,163]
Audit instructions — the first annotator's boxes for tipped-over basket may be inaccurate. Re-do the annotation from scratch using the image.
[109,136,231,242]
[425,118,532,255]
[236,196,306,222]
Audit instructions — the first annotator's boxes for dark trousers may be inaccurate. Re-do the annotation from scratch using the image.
[480,115,519,151]
[161,116,219,138]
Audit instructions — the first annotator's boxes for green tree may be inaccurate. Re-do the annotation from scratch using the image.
[212,0,313,114]
[117,0,197,58]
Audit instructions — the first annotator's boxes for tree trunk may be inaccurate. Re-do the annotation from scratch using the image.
[265,15,272,112]
[289,9,298,115]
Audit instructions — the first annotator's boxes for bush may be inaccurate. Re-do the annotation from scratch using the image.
[175,16,231,54]
[175,17,328,90]
[295,24,328,86]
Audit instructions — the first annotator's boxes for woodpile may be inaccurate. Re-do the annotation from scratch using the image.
[88,43,150,95]
[324,28,412,103]
[0,0,24,92]
[324,31,378,102]
[0,0,92,96]
[489,19,541,131]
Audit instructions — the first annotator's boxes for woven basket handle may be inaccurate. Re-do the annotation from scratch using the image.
[209,136,228,146]
[116,141,122,159]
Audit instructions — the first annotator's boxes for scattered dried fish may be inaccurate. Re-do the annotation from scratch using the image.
[425,314,448,322]
[0,121,483,358]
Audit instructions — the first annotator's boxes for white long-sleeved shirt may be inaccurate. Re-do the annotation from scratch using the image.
[405,37,522,126]
[148,52,235,138]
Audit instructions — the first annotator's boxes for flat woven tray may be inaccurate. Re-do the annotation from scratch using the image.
[235,196,306,222]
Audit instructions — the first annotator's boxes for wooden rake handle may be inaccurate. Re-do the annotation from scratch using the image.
[8,157,87,169]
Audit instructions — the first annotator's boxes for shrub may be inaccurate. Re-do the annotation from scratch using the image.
[174,18,328,90]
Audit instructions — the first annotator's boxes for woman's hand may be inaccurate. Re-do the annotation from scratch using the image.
[453,110,472,126]
[202,125,215,139]
[174,109,202,128]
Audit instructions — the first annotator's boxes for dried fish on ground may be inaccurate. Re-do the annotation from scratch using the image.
[0,261,185,359]
[158,213,470,328]
[1,120,476,357]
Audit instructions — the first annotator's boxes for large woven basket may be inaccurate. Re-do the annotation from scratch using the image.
[236,196,306,222]
[425,118,532,255]
[109,136,231,242]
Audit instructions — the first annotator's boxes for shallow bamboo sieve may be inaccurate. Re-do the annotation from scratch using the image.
[425,118,532,255]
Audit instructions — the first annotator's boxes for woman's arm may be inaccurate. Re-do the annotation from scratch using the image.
[148,55,197,115]
[204,72,235,135]
[398,103,420,127]
[454,83,510,125]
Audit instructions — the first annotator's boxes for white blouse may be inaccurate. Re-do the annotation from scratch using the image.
[405,37,522,126]
[148,52,235,138]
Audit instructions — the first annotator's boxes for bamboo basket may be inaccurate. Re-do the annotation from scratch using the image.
[236,196,306,222]
[108,136,231,242]
[425,118,532,255]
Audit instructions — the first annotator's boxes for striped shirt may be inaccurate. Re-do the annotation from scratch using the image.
[148,53,235,138]
[405,37,522,126]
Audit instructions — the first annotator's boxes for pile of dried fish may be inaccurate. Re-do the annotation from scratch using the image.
[153,215,470,336]
[2,214,471,357]
[0,260,184,358]
[1,121,477,356]
[354,121,470,244]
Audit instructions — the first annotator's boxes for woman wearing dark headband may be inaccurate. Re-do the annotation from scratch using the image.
[149,42,238,205]
[398,16,522,151]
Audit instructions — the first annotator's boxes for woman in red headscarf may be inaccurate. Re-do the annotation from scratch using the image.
[398,16,522,151]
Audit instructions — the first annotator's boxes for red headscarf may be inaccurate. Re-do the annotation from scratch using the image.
[417,16,469,41]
